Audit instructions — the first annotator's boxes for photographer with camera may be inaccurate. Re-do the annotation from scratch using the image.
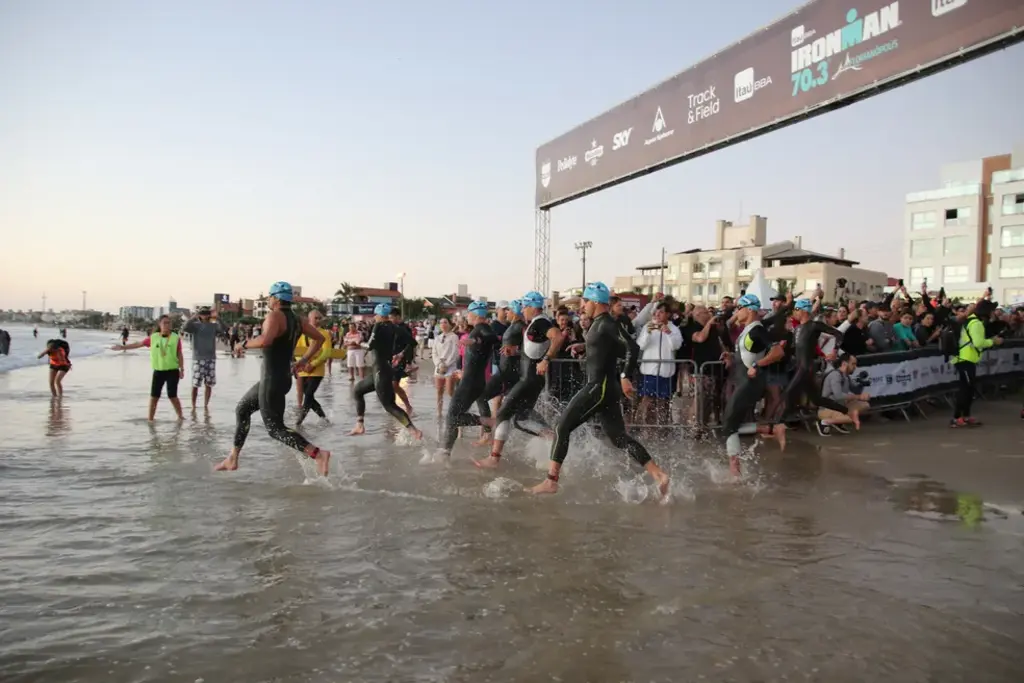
[817,353,869,434]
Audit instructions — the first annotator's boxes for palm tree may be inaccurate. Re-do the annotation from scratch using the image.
[333,282,356,315]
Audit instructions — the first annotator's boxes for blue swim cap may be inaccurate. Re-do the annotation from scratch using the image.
[794,298,814,312]
[269,281,293,302]
[582,281,611,305]
[468,300,489,316]
[737,293,761,310]
[374,302,392,316]
[510,299,523,316]
[521,291,545,309]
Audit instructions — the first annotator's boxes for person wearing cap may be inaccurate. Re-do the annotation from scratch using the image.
[349,302,422,438]
[720,294,788,476]
[473,299,525,446]
[214,282,331,477]
[182,305,227,411]
[778,298,853,427]
[474,292,560,468]
[950,297,1002,428]
[532,282,670,498]
[439,300,499,456]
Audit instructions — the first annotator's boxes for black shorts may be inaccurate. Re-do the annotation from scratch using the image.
[151,369,180,399]
[50,365,71,374]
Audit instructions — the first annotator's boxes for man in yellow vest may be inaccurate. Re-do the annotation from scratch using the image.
[295,309,333,425]
[114,314,185,421]
[950,298,1002,428]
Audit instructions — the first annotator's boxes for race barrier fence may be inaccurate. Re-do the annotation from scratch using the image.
[545,340,1024,433]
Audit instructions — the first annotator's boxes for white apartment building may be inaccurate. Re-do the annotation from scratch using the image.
[990,167,1024,302]
[904,148,1024,302]
[613,215,887,304]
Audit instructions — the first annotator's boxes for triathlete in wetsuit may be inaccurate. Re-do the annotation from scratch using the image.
[215,281,331,476]
[349,303,422,438]
[532,282,670,497]
[721,294,788,476]
[477,300,524,414]
[388,309,416,413]
[439,300,499,455]
[475,293,561,468]
[779,298,849,419]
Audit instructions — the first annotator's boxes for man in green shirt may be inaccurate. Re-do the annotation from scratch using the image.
[114,315,185,421]
[951,299,1002,428]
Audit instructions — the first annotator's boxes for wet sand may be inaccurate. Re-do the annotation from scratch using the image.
[1,350,1022,682]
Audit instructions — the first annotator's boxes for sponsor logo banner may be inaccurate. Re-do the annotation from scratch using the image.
[535,0,1024,209]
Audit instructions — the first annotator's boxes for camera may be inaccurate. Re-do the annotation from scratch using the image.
[856,369,871,387]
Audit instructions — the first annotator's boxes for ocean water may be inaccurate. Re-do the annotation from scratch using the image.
[0,324,114,375]
[1,343,1023,682]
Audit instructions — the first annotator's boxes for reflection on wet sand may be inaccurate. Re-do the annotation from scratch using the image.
[2,352,1023,682]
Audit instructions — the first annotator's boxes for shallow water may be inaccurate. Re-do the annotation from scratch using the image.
[1,348,1023,682]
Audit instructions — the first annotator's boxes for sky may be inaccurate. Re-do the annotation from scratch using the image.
[1,0,1022,313]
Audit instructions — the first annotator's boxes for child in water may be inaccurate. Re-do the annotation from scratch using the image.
[38,339,72,397]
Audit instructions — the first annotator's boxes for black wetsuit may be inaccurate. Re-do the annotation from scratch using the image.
[442,322,499,451]
[391,321,416,381]
[548,312,651,467]
[354,321,414,427]
[491,315,553,441]
[722,321,778,442]
[233,309,312,452]
[780,318,848,417]
[480,318,524,404]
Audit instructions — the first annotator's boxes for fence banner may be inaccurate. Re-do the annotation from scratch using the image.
[856,341,1024,406]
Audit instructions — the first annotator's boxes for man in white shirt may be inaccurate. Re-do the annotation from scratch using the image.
[635,302,683,424]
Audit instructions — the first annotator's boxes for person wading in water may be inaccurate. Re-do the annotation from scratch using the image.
[532,282,670,497]
[114,315,185,421]
[214,281,331,476]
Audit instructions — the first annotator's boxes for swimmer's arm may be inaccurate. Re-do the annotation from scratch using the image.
[545,325,565,359]
[619,322,640,377]
[296,318,324,364]
[244,310,284,350]
[747,326,784,368]
[818,321,845,345]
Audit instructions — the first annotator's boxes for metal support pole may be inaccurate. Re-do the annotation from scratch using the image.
[534,209,551,296]
[658,247,666,294]
[575,240,592,293]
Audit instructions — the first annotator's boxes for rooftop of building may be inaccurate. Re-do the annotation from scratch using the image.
[634,239,859,270]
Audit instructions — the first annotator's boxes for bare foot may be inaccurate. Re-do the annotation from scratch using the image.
[314,449,331,477]
[214,455,239,471]
[729,456,742,479]
[530,478,559,494]
[772,423,787,451]
[471,434,492,447]
[851,410,861,430]
[473,455,501,469]
[349,422,365,436]
[652,471,670,498]
[408,427,423,440]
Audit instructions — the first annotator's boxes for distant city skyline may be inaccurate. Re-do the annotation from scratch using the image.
[2,1,1022,312]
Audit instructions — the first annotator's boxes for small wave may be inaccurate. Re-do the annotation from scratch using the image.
[0,343,109,374]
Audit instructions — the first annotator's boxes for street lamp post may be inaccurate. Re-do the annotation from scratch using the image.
[574,241,592,294]
[396,272,406,318]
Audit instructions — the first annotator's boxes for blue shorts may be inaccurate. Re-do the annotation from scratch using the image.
[639,374,673,399]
